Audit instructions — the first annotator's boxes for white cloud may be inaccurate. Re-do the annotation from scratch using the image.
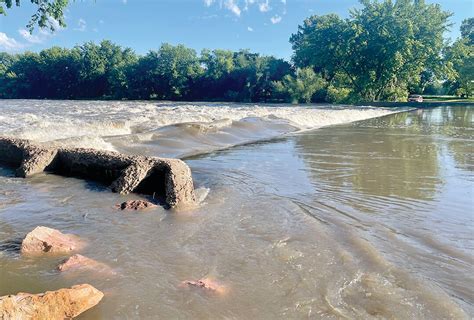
[99,19,105,24]
[0,32,24,51]
[122,0,127,3]
[48,17,63,31]
[270,15,282,24]
[206,0,284,18]
[74,18,87,32]
[18,29,43,44]
[259,0,270,12]
[224,0,241,17]
[247,26,253,31]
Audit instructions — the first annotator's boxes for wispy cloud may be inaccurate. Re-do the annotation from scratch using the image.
[205,0,285,19]
[74,18,87,32]
[18,29,43,44]
[122,0,127,4]
[224,0,241,17]
[270,14,282,24]
[259,0,270,12]
[0,32,24,51]
[197,14,219,20]
[247,26,253,31]
[46,17,63,31]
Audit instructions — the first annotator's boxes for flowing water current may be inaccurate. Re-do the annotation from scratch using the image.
[0,100,472,319]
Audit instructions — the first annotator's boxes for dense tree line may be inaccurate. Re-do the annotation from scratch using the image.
[0,0,472,102]
[0,42,292,101]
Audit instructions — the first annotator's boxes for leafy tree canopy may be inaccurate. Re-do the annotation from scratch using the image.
[290,0,452,102]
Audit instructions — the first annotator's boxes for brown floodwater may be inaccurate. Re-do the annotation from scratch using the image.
[0,102,472,319]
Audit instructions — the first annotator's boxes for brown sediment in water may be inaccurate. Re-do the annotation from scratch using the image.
[0,137,196,209]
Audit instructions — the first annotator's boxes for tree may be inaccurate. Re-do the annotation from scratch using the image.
[76,40,138,98]
[0,52,18,98]
[444,19,474,98]
[39,46,81,98]
[127,43,202,100]
[460,18,474,46]
[273,67,326,103]
[0,0,69,32]
[290,0,452,102]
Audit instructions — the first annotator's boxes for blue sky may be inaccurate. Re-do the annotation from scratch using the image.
[0,0,472,58]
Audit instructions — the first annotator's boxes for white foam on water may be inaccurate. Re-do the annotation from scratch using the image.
[0,100,397,153]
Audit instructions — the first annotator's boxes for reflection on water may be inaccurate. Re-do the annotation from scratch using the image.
[295,116,441,201]
[291,106,473,314]
[0,105,473,319]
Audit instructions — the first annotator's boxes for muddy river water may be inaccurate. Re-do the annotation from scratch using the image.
[0,101,472,319]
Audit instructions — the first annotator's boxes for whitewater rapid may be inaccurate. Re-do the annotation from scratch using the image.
[0,100,397,157]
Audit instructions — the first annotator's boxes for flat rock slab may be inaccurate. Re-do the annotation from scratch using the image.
[57,254,116,276]
[21,226,85,255]
[0,284,103,319]
[0,137,196,209]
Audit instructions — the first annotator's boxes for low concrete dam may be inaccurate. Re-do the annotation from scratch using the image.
[0,137,196,208]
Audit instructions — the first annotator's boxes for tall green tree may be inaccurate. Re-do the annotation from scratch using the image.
[273,67,326,103]
[460,18,474,46]
[444,19,474,97]
[38,46,81,98]
[291,0,452,102]
[77,40,138,98]
[128,44,202,100]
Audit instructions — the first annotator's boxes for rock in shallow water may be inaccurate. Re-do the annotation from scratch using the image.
[21,226,84,255]
[57,254,116,275]
[181,277,229,295]
[115,200,157,211]
[0,284,103,319]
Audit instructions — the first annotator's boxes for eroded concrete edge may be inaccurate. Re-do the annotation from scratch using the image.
[0,137,196,209]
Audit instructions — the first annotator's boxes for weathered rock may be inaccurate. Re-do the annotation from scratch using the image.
[57,254,116,275]
[0,284,103,319]
[181,277,229,295]
[115,200,157,211]
[18,147,58,178]
[21,226,84,255]
[0,137,196,208]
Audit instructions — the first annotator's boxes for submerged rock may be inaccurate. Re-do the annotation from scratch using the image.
[115,200,157,211]
[57,254,116,275]
[21,226,84,255]
[0,284,103,319]
[181,277,228,295]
